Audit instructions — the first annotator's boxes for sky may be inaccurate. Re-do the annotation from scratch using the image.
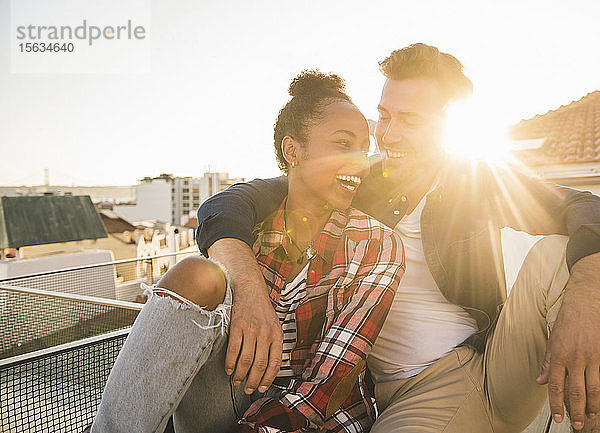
[1,0,599,186]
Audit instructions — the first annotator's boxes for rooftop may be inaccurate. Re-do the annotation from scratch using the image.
[98,210,139,234]
[510,91,600,165]
[0,195,107,249]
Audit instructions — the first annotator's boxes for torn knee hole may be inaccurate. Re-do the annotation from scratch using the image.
[141,283,231,335]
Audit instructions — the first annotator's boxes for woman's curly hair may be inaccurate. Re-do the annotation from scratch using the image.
[273,69,353,173]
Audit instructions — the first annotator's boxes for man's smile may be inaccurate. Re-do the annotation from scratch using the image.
[383,147,415,160]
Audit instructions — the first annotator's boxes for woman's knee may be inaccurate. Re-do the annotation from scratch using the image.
[157,256,227,310]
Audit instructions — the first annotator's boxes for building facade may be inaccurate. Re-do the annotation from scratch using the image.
[113,172,244,225]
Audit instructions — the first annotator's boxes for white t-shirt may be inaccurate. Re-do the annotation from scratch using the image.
[367,187,478,382]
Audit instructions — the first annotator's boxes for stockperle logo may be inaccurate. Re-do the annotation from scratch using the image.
[16,20,147,47]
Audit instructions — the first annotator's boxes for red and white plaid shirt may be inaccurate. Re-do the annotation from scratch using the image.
[232,199,405,433]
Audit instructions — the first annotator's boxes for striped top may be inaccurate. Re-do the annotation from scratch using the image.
[275,264,309,378]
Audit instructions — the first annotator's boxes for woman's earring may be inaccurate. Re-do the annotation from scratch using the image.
[291,161,297,168]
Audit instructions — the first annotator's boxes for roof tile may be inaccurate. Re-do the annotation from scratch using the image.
[510,91,600,165]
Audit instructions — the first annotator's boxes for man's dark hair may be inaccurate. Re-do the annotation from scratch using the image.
[274,69,353,173]
[379,43,473,105]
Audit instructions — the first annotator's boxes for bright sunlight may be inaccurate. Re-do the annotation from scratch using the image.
[442,101,513,166]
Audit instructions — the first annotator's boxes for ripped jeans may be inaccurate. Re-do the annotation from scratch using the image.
[91,284,282,433]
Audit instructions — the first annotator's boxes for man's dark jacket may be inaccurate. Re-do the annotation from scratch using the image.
[196,158,600,350]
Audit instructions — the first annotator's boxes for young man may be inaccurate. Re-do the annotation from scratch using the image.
[197,44,600,432]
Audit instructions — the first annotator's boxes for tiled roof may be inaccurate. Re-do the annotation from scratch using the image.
[98,210,138,233]
[510,91,600,165]
[182,216,198,229]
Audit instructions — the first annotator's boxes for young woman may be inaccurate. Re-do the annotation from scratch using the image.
[90,71,405,433]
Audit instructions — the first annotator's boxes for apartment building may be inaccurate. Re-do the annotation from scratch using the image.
[114,172,244,225]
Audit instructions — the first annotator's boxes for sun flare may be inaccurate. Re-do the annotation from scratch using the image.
[442,101,513,166]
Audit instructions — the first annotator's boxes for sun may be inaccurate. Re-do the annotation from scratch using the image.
[442,101,513,166]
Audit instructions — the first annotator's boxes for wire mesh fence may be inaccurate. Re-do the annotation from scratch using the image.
[0,285,141,360]
[0,282,142,432]
[0,252,197,432]
[0,250,198,303]
[0,328,129,433]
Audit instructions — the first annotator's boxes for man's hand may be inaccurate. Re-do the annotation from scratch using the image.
[227,280,283,394]
[537,251,600,431]
[208,238,284,394]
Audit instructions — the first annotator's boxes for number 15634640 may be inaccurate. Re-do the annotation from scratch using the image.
[18,42,75,53]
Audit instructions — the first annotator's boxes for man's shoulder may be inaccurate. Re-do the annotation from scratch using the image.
[441,158,492,184]
[352,160,407,226]
[440,159,538,205]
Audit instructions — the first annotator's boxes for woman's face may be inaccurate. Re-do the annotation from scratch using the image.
[290,101,370,211]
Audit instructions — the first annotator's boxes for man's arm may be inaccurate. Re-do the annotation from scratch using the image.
[536,251,600,430]
[487,165,600,430]
[197,177,288,394]
[487,165,600,268]
[196,177,288,255]
[208,239,283,394]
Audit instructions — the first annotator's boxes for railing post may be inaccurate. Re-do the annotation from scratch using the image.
[168,227,178,269]
[146,258,154,285]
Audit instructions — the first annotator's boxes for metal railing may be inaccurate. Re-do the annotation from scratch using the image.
[0,328,131,433]
[0,253,198,432]
[0,280,143,432]
[0,250,199,303]
[0,284,142,360]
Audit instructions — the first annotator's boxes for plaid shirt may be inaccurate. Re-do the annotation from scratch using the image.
[232,199,405,433]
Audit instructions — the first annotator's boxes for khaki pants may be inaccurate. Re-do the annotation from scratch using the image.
[370,235,570,433]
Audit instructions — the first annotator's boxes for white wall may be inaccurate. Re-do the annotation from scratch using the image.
[114,180,172,223]
[112,173,244,225]
[573,183,600,196]
[500,227,544,294]
[0,250,116,298]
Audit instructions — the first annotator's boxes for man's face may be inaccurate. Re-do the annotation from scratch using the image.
[374,78,446,184]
